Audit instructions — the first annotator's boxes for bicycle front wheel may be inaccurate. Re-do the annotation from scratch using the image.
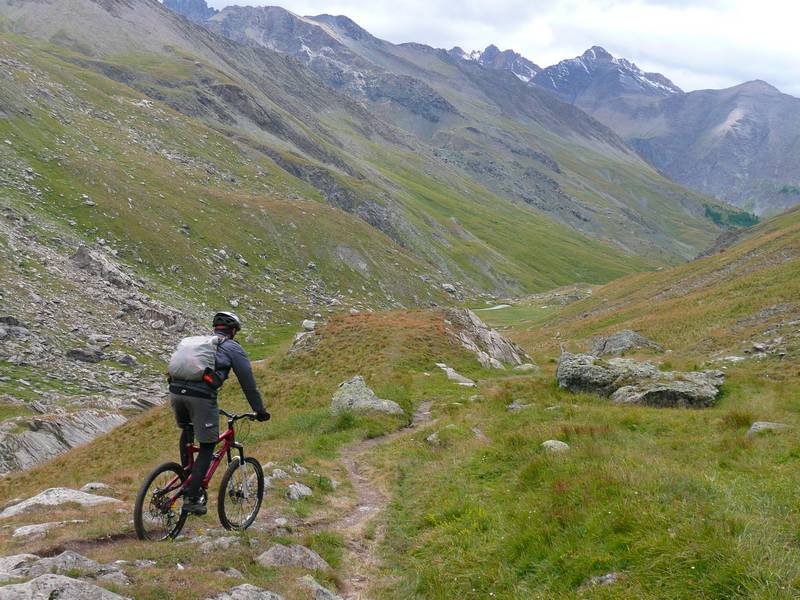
[218,456,264,530]
[134,462,188,541]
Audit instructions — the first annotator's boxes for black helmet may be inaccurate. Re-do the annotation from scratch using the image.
[213,311,242,331]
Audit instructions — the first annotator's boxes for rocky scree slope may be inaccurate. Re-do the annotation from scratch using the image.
[168,0,741,262]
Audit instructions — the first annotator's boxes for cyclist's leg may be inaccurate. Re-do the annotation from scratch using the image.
[170,394,193,468]
[185,395,219,501]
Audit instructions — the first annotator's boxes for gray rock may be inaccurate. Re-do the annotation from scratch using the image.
[0,487,122,518]
[585,571,624,587]
[0,551,126,584]
[12,520,84,539]
[199,536,240,553]
[71,245,132,288]
[541,440,570,453]
[513,363,538,372]
[271,468,289,479]
[591,330,662,355]
[441,283,457,294]
[302,319,316,332]
[506,400,530,412]
[444,309,530,368]
[0,574,129,599]
[67,347,105,363]
[256,544,330,570]
[217,567,245,579]
[80,482,111,493]
[285,482,313,501]
[437,365,476,387]
[298,575,344,600]
[0,412,126,474]
[557,353,724,408]
[206,584,284,600]
[747,421,790,436]
[331,376,404,415]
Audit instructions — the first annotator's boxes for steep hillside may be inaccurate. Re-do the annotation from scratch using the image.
[485,206,800,365]
[176,2,742,261]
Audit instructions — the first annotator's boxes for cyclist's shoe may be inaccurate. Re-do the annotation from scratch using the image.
[182,496,207,516]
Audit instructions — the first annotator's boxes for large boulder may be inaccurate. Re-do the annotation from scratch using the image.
[0,574,129,599]
[331,376,404,415]
[0,487,122,518]
[557,352,724,408]
[0,551,126,583]
[444,308,531,369]
[256,544,330,570]
[591,330,662,356]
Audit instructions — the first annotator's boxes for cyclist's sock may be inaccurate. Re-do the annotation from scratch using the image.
[186,442,215,500]
[179,426,193,468]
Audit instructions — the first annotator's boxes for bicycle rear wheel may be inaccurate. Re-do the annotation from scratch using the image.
[218,456,264,530]
[134,462,188,540]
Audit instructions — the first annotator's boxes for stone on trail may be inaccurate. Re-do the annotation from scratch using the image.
[256,544,330,570]
[747,421,790,436]
[206,584,284,600]
[591,330,662,356]
[298,575,344,600]
[331,376,404,415]
[285,482,313,501]
[0,573,129,599]
[541,440,570,453]
[556,352,724,408]
[0,488,122,518]
[302,319,316,332]
[12,520,85,539]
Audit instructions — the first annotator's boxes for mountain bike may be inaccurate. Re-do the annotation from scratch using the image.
[134,409,265,540]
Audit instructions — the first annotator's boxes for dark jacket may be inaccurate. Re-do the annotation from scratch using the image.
[169,332,266,413]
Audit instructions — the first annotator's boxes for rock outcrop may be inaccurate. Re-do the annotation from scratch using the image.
[557,352,724,408]
[0,411,126,474]
[746,421,790,436]
[331,376,404,415]
[591,330,662,356]
[0,551,127,584]
[444,309,530,369]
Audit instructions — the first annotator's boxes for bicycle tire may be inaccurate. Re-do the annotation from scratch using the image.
[134,462,188,541]
[218,456,264,530]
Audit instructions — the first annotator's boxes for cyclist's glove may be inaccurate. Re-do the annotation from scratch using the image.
[256,411,271,422]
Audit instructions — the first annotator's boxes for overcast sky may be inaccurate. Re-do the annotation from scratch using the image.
[205,0,800,95]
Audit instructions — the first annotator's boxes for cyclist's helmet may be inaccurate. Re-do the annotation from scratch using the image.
[213,311,242,332]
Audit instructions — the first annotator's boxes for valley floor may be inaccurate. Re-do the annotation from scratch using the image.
[0,300,798,599]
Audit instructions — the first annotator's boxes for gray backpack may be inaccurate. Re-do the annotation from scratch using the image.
[168,335,221,381]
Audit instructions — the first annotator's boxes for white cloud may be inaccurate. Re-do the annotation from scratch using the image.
[207,0,800,95]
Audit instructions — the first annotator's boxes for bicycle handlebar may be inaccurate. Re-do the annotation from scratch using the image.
[220,409,257,421]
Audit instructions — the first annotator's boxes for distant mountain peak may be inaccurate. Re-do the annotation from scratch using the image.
[311,13,375,41]
[582,45,614,60]
[449,44,541,82]
[534,46,682,101]
[162,0,217,23]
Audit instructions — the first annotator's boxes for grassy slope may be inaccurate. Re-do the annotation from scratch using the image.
[0,32,654,307]
[0,210,799,597]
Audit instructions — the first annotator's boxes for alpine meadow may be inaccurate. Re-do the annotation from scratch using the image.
[0,0,797,598]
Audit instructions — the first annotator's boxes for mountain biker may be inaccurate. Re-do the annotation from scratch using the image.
[168,311,270,515]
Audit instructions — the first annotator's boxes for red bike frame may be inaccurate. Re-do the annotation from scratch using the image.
[161,413,249,511]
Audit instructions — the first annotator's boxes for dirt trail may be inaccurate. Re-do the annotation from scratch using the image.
[330,400,435,599]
